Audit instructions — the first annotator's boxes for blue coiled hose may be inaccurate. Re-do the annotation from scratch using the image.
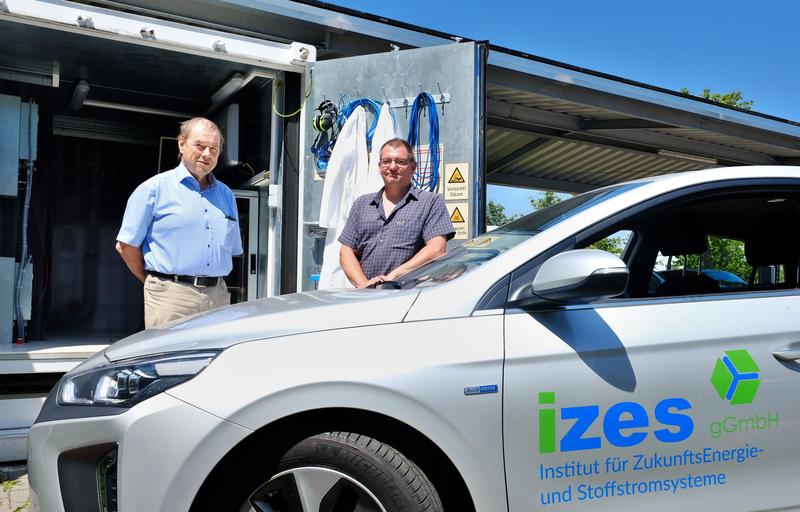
[407,92,440,192]
[338,98,382,149]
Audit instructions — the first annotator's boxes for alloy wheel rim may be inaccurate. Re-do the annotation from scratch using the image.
[247,466,388,512]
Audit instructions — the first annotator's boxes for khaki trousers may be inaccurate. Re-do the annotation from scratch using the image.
[143,274,230,329]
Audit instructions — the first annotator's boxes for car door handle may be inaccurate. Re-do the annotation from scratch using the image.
[773,346,800,362]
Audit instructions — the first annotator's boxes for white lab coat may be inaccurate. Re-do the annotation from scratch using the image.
[363,103,400,196]
[318,106,369,289]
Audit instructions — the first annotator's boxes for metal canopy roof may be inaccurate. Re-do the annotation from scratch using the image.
[485,59,800,191]
[59,0,800,191]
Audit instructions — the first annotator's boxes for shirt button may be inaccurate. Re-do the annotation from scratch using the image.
[207,244,210,248]
[206,226,209,229]
[204,209,207,213]
[206,263,210,266]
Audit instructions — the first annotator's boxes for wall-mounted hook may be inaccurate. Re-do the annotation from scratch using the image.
[382,87,390,106]
[401,84,409,118]
[418,82,427,117]
[437,81,445,117]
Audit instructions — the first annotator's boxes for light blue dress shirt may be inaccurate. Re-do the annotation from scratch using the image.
[117,163,243,277]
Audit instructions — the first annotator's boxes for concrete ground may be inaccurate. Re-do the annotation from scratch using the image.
[0,465,29,512]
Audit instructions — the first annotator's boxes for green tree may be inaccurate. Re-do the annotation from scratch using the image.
[486,200,518,227]
[680,87,754,110]
[590,234,628,256]
[668,236,751,280]
[530,191,566,211]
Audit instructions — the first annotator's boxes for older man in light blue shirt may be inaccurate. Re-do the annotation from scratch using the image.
[116,117,242,328]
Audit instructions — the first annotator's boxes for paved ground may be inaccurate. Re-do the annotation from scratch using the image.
[0,465,29,512]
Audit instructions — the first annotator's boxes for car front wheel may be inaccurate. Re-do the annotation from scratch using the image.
[243,431,443,512]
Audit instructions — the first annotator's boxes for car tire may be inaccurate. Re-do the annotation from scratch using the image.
[245,431,443,512]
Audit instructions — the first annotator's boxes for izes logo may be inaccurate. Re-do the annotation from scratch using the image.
[710,350,761,405]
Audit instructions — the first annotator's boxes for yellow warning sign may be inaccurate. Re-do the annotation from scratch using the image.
[446,202,469,239]
[448,167,465,184]
[444,163,469,200]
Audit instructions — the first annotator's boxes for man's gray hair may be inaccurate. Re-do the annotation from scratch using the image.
[178,117,224,147]
[380,138,415,163]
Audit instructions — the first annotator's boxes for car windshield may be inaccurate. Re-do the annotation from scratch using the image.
[397,181,647,289]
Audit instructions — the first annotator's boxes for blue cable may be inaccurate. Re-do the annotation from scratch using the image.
[407,92,440,191]
[338,98,382,149]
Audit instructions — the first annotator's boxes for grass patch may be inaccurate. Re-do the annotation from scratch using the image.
[1,479,19,492]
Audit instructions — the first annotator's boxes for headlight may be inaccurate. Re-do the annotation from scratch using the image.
[58,351,219,407]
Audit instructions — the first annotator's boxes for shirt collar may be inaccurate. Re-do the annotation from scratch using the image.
[369,186,419,206]
[175,162,217,191]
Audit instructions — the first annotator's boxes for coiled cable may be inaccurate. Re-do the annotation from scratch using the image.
[338,98,382,149]
[407,92,440,191]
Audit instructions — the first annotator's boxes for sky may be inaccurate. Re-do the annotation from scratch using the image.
[329,0,800,217]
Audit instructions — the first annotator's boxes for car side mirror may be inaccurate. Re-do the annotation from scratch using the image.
[531,249,629,303]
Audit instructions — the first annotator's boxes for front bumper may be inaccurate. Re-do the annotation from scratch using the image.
[28,391,252,512]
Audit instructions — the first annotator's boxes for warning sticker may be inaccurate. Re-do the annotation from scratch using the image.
[449,168,465,183]
[444,163,469,200]
[446,202,469,239]
[462,236,497,249]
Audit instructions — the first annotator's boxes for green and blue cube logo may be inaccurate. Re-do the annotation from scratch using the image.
[710,350,761,405]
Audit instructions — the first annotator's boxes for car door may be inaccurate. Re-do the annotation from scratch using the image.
[503,181,800,511]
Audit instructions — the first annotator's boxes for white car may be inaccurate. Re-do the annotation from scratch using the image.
[28,166,800,511]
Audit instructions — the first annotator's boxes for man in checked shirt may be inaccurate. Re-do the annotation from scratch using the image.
[339,138,455,288]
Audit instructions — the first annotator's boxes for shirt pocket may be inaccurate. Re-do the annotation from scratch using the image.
[211,214,239,251]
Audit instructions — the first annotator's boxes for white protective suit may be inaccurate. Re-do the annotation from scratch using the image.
[364,103,400,195]
[318,103,399,289]
[318,106,368,289]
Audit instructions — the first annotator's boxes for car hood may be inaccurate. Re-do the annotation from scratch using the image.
[103,288,421,362]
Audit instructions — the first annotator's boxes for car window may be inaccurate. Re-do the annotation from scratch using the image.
[533,185,800,301]
[651,235,752,294]
[587,229,633,257]
[642,194,800,297]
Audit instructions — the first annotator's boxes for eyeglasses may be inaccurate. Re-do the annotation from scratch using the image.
[379,158,412,167]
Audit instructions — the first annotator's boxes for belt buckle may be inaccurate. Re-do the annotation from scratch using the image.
[193,276,208,288]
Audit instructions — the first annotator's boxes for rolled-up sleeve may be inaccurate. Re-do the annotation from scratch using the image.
[422,194,455,242]
[116,182,156,247]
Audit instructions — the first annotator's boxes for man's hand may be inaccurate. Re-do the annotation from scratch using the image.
[360,275,387,288]
[115,241,146,283]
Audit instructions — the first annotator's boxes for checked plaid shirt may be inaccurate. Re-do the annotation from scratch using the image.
[338,187,455,279]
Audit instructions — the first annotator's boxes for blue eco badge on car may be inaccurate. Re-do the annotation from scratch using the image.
[464,384,498,396]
